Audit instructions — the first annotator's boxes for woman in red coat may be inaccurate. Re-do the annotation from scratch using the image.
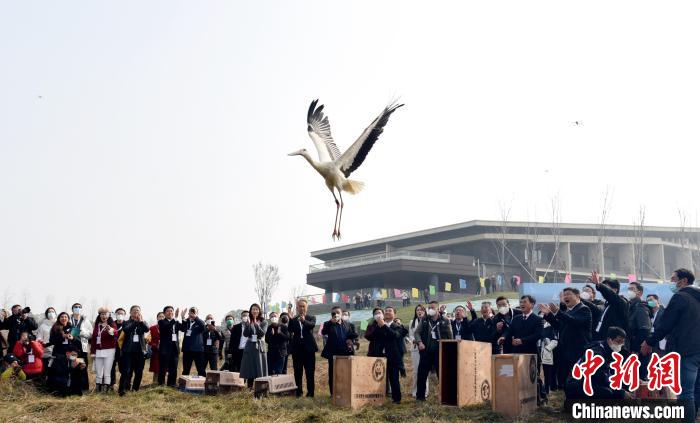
[148,312,165,382]
[13,331,44,378]
[90,307,118,392]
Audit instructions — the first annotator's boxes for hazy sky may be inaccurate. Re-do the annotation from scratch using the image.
[1,1,699,321]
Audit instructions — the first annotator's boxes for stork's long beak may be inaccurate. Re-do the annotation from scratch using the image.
[288,150,300,156]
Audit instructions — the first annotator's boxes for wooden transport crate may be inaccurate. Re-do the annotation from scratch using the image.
[634,381,677,400]
[177,375,205,394]
[438,340,492,407]
[332,356,387,409]
[219,371,245,388]
[253,374,297,398]
[491,354,538,418]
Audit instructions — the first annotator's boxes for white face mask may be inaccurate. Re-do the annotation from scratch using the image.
[609,342,623,353]
[72,308,81,315]
[374,314,383,321]
[341,315,349,322]
[332,314,340,322]
[47,312,57,320]
[426,308,436,317]
[498,306,510,315]
[580,291,591,301]
[270,317,279,324]
[624,290,637,300]
[116,314,125,322]
[68,355,77,361]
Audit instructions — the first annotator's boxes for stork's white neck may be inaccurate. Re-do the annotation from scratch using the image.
[301,151,322,172]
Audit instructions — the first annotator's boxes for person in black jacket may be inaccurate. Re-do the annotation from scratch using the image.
[341,310,360,352]
[118,305,150,396]
[641,269,700,423]
[493,296,522,354]
[279,312,291,373]
[265,312,290,375]
[451,304,475,341]
[414,300,453,401]
[1,305,38,354]
[581,294,602,334]
[646,294,667,353]
[540,287,592,392]
[288,298,318,397]
[581,284,605,309]
[47,344,86,397]
[179,306,206,377]
[202,314,222,371]
[226,311,248,372]
[110,308,126,392]
[365,307,408,404]
[591,273,629,341]
[322,306,357,394]
[157,306,181,386]
[625,281,651,378]
[471,302,497,353]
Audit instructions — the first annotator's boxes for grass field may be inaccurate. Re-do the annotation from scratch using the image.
[0,291,574,423]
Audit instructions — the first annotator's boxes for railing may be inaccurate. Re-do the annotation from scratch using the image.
[309,250,450,273]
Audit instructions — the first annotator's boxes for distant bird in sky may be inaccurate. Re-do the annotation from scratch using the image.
[574,120,582,126]
[288,99,404,240]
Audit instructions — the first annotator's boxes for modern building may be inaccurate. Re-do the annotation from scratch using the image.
[306,220,700,300]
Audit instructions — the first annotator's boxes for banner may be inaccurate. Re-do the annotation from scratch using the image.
[515,275,521,286]
[445,282,452,292]
[459,278,466,289]
[360,320,369,330]
[380,289,388,299]
[429,285,436,295]
[538,276,545,284]
[564,273,571,284]
[628,274,637,282]
[479,277,485,288]
[394,289,402,298]
[412,288,419,298]
[341,294,350,303]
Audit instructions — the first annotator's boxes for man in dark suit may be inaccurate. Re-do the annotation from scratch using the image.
[471,301,497,352]
[541,287,592,390]
[179,307,206,376]
[365,307,408,404]
[321,306,357,395]
[646,294,667,353]
[451,304,474,341]
[226,311,248,372]
[494,296,522,353]
[288,298,318,397]
[157,306,182,386]
[590,273,629,341]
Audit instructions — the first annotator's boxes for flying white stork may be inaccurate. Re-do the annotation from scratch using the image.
[288,99,404,240]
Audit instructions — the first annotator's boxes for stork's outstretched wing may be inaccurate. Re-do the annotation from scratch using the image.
[335,102,404,177]
[307,99,342,162]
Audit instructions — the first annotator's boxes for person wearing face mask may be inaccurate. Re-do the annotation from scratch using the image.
[409,305,428,397]
[203,314,223,371]
[227,311,249,373]
[179,306,207,377]
[36,307,57,373]
[646,294,667,353]
[364,307,408,403]
[538,311,558,396]
[322,306,357,395]
[220,315,235,370]
[265,311,290,376]
[580,286,603,331]
[414,300,453,402]
[68,302,92,391]
[288,298,318,397]
[564,326,628,401]
[157,306,182,386]
[118,305,150,396]
[90,307,118,392]
[240,304,268,388]
[341,311,359,352]
[110,307,127,391]
[540,287,592,393]
[47,344,86,397]
[12,331,44,379]
[148,312,165,382]
[470,302,497,353]
[625,281,652,379]
[493,297,522,354]
[581,284,605,309]
[589,272,629,341]
[1,304,38,355]
[641,268,700,423]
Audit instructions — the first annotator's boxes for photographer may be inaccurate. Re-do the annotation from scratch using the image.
[12,331,44,379]
[1,354,27,381]
[1,305,38,353]
[203,314,222,371]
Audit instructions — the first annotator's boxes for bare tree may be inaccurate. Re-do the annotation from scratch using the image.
[289,284,306,303]
[21,289,31,307]
[44,294,55,311]
[492,200,512,284]
[543,194,563,282]
[2,287,13,311]
[524,207,540,282]
[253,262,280,316]
[678,208,694,272]
[632,206,646,280]
[595,187,613,273]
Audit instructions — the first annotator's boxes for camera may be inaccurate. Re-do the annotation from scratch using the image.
[22,307,31,314]
[208,320,216,326]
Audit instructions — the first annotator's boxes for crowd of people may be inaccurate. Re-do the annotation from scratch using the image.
[1,268,699,420]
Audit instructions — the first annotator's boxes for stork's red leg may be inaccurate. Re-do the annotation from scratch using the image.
[337,190,344,240]
[332,190,340,240]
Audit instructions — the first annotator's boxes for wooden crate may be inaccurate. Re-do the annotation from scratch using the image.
[204,381,219,396]
[206,370,224,385]
[439,340,492,407]
[634,382,677,400]
[491,354,538,418]
[253,374,297,398]
[332,356,387,409]
[177,375,205,393]
[219,371,245,388]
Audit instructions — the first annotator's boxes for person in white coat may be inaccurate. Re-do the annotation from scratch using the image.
[408,304,428,397]
[36,307,57,372]
[69,302,93,391]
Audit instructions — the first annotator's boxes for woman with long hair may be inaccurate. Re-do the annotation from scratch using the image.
[239,303,268,387]
[90,307,118,392]
[49,312,78,358]
[408,304,428,397]
[148,312,164,382]
[36,307,57,372]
